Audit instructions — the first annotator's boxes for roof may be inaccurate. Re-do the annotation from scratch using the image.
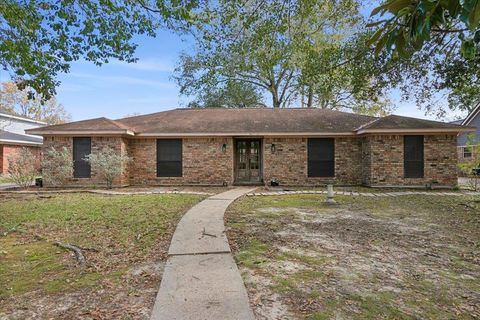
[0,130,43,145]
[25,108,475,137]
[0,111,47,125]
[462,101,480,126]
[25,117,135,136]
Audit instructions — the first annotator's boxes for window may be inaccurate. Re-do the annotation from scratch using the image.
[404,135,424,178]
[157,139,182,177]
[463,146,473,159]
[308,138,335,177]
[73,137,91,178]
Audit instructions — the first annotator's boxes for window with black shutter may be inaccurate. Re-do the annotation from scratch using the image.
[73,137,91,178]
[404,135,424,178]
[308,138,335,177]
[157,139,182,177]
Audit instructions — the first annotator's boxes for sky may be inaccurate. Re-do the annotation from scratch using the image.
[0,25,464,122]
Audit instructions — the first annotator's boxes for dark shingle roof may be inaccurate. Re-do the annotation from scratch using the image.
[116,108,376,134]
[357,115,468,131]
[26,108,473,136]
[0,130,43,144]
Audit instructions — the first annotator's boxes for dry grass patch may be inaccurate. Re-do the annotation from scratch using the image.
[226,194,480,319]
[0,193,205,319]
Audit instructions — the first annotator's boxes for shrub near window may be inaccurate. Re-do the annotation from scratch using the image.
[42,146,74,187]
[84,147,132,189]
[6,147,38,189]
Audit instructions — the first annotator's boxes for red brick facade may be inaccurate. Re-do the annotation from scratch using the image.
[39,134,459,188]
[0,144,41,174]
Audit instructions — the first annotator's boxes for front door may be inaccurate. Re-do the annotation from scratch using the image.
[235,139,261,184]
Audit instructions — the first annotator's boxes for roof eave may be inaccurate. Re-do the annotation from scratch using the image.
[25,129,136,136]
[356,127,475,135]
[0,139,43,146]
[134,132,357,137]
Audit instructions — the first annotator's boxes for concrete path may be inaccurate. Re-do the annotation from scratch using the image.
[150,187,256,320]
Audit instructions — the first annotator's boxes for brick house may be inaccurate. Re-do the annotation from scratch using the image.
[0,112,45,174]
[26,108,474,188]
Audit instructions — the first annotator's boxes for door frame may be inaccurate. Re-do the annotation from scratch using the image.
[233,138,263,185]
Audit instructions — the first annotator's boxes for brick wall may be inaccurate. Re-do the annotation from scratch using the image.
[129,137,234,186]
[263,137,363,186]
[364,134,458,186]
[0,144,41,174]
[40,134,458,188]
[42,136,130,187]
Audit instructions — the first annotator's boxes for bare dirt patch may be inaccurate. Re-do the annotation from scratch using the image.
[226,195,480,319]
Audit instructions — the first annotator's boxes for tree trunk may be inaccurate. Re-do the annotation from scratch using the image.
[307,86,314,108]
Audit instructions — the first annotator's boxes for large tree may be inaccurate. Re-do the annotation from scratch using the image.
[0,0,197,100]
[368,0,480,117]
[187,81,266,108]
[0,82,71,124]
[174,0,395,115]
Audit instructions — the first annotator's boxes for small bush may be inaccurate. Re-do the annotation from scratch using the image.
[6,148,38,188]
[42,146,74,187]
[84,147,131,189]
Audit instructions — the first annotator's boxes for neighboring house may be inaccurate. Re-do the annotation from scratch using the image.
[0,112,45,174]
[454,102,480,165]
[26,108,473,188]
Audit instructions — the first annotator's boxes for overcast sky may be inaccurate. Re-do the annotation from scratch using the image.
[0,27,465,122]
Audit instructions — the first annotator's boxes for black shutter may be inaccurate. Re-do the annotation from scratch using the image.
[157,139,182,177]
[73,137,91,178]
[404,135,424,178]
[308,138,335,177]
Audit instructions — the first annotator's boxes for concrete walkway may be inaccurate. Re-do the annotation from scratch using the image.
[150,187,256,320]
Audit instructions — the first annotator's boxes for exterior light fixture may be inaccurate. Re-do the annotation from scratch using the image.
[221,143,227,153]
[271,143,276,153]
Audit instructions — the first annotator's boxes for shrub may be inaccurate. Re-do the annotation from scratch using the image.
[84,147,131,189]
[42,146,74,187]
[6,148,38,188]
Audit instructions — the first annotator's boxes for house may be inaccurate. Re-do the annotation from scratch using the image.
[454,102,480,164]
[26,108,474,188]
[0,112,45,174]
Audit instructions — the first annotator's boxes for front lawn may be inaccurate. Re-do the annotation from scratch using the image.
[0,193,205,319]
[226,194,480,319]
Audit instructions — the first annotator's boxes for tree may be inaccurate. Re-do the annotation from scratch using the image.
[42,146,74,187]
[367,1,480,118]
[174,0,394,115]
[84,147,131,189]
[0,82,71,124]
[6,148,38,188]
[187,81,266,108]
[369,0,480,59]
[0,0,198,100]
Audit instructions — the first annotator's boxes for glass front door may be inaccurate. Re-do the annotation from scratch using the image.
[235,139,261,183]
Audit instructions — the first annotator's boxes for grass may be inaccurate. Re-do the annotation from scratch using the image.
[0,193,204,316]
[0,174,12,184]
[226,193,480,319]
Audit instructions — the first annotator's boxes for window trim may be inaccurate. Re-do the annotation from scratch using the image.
[462,146,473,159]
[72,137,92,178]
[404,135,424,179]
[156,139,183,178]
[307,138,335,178]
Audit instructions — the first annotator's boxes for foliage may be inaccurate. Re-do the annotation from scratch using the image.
[0,0,198,100]
[84,147,131,189]
[368,0,480,117]
[188,81,265,108]
[458,133,480,191]
[6,147,38,188]
[174,0,395,115]
[369,0,480,59]
[42,146,74,187]
[0,82,70,124]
